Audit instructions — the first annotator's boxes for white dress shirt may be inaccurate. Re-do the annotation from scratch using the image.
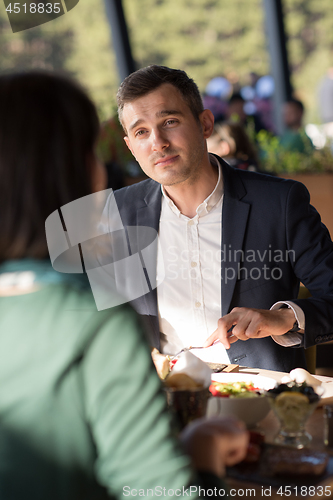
[156,155,304,363]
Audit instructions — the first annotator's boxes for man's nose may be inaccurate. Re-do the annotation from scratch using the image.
[151,128,169,151]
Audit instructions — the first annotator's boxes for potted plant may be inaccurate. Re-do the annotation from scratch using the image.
[257,130,333,237]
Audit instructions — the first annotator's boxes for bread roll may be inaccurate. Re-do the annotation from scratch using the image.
[151,348,170,380]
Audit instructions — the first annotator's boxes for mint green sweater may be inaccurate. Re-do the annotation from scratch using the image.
[0,261,199,499]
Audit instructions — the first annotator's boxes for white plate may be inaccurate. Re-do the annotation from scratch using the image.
[314,375,333,406]
[211,372,277,391]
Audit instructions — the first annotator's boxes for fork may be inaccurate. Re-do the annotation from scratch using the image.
[170,346,204,360]
[170,325,236,359]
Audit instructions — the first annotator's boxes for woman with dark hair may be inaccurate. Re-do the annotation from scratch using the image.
[206,121,260,171]
[0,72,248,500]
[0,71,105,261]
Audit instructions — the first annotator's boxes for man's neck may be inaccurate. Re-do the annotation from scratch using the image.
[163,159,219,218]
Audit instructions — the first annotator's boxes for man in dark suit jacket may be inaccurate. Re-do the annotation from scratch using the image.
[108,65,333,371]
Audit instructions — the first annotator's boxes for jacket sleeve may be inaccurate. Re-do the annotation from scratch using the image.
[284,181,333,347]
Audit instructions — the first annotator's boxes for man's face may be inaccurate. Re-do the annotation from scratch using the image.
[122,83,213,187]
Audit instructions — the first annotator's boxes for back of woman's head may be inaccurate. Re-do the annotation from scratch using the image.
[0,71,100,261]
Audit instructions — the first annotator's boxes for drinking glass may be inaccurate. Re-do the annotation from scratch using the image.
[266,386,324,449]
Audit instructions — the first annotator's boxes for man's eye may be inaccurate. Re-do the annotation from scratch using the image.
[165,119,178,126]
[135,129,146,137]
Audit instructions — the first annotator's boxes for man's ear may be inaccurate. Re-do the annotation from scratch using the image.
[199,109,215,139]
[124,136,135,157]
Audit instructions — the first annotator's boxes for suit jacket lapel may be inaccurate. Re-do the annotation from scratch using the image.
[135,183,162,340]
[136,185,161,292]
[219,159,250,316]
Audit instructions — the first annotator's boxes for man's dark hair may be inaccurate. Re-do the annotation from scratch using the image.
[117,65,204,131]
[0,71,100,262]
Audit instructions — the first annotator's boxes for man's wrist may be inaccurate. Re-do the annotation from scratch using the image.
[287,320,301,333]
[270,301,305,335]
[278,305,300,334]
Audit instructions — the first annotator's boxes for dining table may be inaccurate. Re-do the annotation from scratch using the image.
[224,367,333,500]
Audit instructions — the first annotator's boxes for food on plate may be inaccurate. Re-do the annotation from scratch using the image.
[150,348,171,380]
[164,373,203,390]
[169,358,178,369]
[151,347,241,380]
[207,376,272,426]
[265,447,329,476]
[266,382,321,433]
[209,380,262,398]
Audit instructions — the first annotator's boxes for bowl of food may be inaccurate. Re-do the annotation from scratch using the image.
[206,373,276,428]
[163,352,212,430]
[164,379,211,430]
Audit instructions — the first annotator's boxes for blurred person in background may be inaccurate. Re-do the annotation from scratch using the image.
[201,76,231,123]
[207,121,259,171]
[227,93,247,123]
[318,67,333,143]
[97,116,127,190]
[253,75,276,135]
[280,98,314,153]
[97,116,146,189]
[0,71,249,500]
[227,93,267,135]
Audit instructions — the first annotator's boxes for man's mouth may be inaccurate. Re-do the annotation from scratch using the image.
[154,155,179,167]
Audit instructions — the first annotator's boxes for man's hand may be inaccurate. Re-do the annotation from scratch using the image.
[180,416,249,477]
[203,307,299,350]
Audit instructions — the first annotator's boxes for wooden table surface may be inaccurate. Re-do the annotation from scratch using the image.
[225,369,333,499]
